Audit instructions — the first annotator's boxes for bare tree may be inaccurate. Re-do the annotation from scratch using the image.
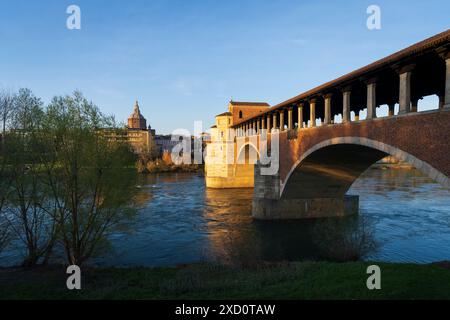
[313,215,378,262]
[0,90,14,256]
[0,152,11,257]
[0,89,15,145]
[3,89,57,266]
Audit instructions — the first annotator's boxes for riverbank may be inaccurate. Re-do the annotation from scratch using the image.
[1,261,449,299]
[138,161,204,173]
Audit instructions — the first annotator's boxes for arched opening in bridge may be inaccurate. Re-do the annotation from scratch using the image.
[235,144,259,187]
[281,144,388,201]
[282,139,449,201]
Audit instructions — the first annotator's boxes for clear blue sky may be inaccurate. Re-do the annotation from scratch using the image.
[0,0,449,133]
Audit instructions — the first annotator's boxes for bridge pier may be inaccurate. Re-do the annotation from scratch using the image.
[253,196,359,220]
[252,163,359,220]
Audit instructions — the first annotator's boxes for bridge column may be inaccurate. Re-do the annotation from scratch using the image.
[342,90,351,123]
[366,80,377,119]
[309,99,316,127]
[261,116,266,130]
[439,95,445,109]
[324,93,332,125]
[445,55,450,108]
[388,103,395,116]
[398,65,414,114]
[279,110,285,131]
[297,103,304,128]
[266,114,271,132]
[273,113,278,130]
[288,107,293,130]
[256,119,260,134]
[252,162,359,220]
[411,98,419,113]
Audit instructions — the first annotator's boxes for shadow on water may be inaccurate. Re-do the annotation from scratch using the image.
[203,187,323,266]
[73,168,450,266]
[1,167,450,267]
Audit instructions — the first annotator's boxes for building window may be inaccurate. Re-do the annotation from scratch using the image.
[239,111,243,119]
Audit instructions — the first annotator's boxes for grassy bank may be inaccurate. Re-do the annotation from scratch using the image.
[1,261,450,300]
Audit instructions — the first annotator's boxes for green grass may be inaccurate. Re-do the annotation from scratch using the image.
[0,261,449,300]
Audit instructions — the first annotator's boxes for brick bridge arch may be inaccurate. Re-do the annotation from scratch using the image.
[280,137,450,200]
[233,141,260,187]
[236,141,260,163]
[252,109,450,220]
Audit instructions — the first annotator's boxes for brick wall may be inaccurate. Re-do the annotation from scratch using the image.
[276,109,450,186]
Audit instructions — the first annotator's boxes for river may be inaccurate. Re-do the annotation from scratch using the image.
[1,166,449,267]
[99,166,450,267]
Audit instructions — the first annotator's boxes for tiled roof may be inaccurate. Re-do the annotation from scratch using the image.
[216,112,232,117]
[230,101,270,107]
[233,29,450,127]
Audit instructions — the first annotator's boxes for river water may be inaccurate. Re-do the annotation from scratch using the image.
[97,166,450,267]
[1,167,450,267]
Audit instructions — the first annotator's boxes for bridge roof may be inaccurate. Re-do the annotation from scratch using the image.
[216,112,232,117]
[230,101,270,107]
[232,29,450,127]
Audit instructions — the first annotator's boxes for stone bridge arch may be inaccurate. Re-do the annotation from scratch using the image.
[234,142,260,187]
[236,141,260,164]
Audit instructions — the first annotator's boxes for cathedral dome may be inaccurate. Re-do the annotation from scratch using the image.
[127,101,147,130]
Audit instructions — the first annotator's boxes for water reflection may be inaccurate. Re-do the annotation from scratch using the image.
[203,188,322,265]
[106,167,450,266]
[2,167,450,267]
[350,167,450,263]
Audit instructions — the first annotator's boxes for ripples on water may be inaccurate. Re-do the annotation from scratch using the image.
[2,167,450,267]
[97,167,450,267]
[351,168,450,263]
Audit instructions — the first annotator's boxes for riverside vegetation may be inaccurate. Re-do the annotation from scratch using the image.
[136,151,203,174]
[0,89,138,267]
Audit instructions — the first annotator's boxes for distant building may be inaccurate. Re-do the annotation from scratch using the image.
[127,101,147,130]
[154,134,179,155]
[103,101,158,157]
[155,133,211,163]
[125,101,158,156]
